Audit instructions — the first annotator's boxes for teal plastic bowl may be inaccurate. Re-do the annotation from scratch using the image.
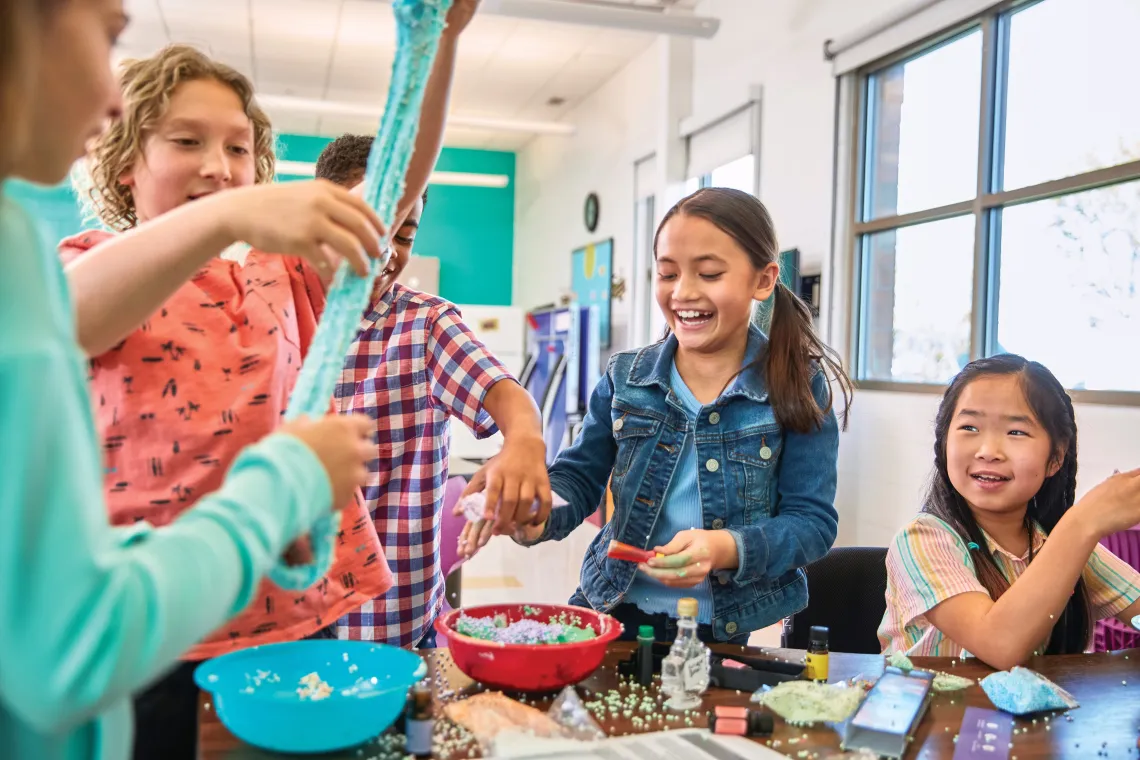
[195,640,426,754]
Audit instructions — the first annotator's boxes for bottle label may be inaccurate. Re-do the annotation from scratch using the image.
[683,656,706,689]
[805,652,829,682]
[405,718,433,755]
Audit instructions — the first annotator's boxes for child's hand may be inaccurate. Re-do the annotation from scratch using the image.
[278,414,373,513]
[218,181,386,279]
[1070,467,1140,538]
[283,536,315,565]
[457,518,545,560]
[639,529,739,589]
[476,436,552,536]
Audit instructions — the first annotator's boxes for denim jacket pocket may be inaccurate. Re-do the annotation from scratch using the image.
[726,425,783,520]
[610,410,661,479]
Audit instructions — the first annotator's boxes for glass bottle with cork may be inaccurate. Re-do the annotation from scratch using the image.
[660,597,710,710]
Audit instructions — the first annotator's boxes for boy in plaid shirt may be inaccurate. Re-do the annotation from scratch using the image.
[317,135,551,648]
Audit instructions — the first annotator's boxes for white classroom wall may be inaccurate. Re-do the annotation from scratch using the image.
[513,42,662,355]
[511,0,1140,551]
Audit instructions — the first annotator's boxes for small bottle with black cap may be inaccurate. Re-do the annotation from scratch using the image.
[804,625,829,683]
[403,678,433,758]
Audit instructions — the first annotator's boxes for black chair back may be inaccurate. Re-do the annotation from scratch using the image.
[782,546,888,654]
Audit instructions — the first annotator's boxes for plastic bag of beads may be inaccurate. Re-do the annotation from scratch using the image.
[750,680,863,725]
[979,667,1079,715]
[546,686,606,742]
[444,691,566,753]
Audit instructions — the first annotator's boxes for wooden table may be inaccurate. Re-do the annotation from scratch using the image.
[198,643,1140,759]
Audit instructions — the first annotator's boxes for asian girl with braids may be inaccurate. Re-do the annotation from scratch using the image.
[879,354,1140,669]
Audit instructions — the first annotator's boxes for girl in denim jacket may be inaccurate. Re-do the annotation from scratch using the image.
[462,188,853,644]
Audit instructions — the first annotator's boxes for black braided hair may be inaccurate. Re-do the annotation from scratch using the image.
[924,354,1092,654]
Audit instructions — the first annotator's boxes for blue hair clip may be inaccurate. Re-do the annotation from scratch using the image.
[967,542,980,551]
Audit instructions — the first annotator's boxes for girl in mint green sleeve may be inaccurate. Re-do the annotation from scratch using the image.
[0,2,383,758]
[1,193,336,759]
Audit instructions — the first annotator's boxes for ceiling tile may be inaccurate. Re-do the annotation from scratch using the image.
[441,126,504,150]
[117,18,168,52]
[160,0,248,33]
[269,112,321,136]
[257,79,328,100]
[153,0,670,149]
[315,114,380,138]
[323,84,393,107]
[126,0,164,22]
[517,51,629,115]
[335,1,399,48]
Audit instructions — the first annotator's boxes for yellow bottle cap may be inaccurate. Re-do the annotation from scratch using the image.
[677,597,698,618]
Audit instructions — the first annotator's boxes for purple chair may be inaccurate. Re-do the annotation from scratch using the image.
[1093,527,1140,652]
[435,476,470,648]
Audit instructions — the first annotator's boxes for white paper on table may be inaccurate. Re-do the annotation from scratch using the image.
[487,728,788,759]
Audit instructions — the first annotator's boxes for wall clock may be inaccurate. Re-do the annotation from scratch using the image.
[584,192,600,233]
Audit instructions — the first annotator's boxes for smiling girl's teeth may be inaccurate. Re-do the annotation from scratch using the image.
[676,309,712,325]
[972,474,1009,482]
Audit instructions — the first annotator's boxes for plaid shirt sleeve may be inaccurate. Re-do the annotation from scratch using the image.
[425,305,513,438]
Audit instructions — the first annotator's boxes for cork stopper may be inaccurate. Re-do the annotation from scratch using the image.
[677,597,698,618]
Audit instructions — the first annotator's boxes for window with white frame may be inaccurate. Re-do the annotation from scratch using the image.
[848,0,1140,396]
[633,154,660,346]
[685,102,759,196]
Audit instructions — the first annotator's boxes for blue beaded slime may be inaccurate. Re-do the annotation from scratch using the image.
[980,667,1079,715]
[268,0,455,590]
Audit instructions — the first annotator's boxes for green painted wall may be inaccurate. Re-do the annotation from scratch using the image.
[277,134,515,306]
[7,134,516,307]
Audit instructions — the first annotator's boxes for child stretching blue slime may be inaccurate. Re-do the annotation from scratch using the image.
[463,188,854,644]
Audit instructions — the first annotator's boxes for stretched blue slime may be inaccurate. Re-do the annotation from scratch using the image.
[269,0,454,589]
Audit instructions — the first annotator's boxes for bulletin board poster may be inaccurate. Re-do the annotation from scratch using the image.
[571,238,614,349]
[753,248,801,334]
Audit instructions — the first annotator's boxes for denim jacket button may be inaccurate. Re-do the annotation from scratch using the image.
[613,418,624,432]
[717,574,729,585]
[708,411,721,425]
[725,621,738,634]
[705,458,719,473]
[711,518,724,530]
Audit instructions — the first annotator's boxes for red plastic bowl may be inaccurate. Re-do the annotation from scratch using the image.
[435,603,622,692]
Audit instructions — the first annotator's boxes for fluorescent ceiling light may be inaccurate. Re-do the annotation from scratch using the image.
[276,160,510,188]
[431,171,511,188]
[479,0,719,38]
[259,94,574,136]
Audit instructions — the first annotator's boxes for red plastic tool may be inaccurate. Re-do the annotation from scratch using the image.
[607,540,664,563]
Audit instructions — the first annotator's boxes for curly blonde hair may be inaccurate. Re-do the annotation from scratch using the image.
[79,44,275,230]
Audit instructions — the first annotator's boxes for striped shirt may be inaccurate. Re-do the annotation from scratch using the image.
[879,513,1140,657]
[624,360,713,623]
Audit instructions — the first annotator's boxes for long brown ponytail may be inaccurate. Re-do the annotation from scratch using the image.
[655,188,853,434]
[767,278,851,432]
